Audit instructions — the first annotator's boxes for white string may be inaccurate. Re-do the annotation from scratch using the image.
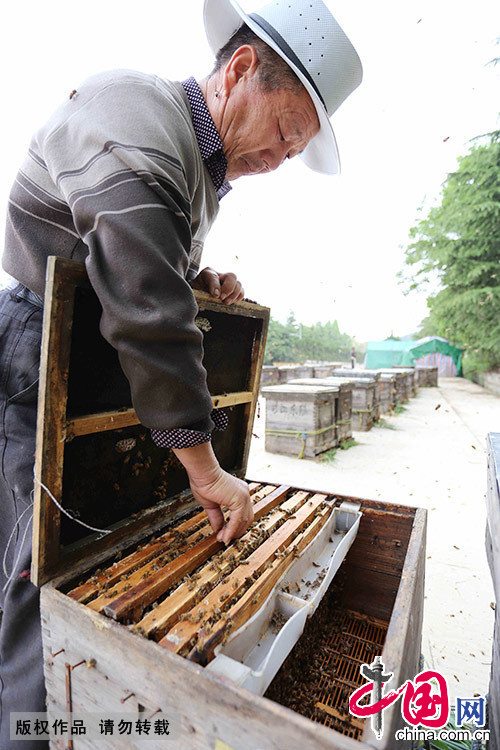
[33,474,112,535]
[2,503,34,591]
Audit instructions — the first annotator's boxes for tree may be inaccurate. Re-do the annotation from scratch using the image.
[264,312,357,364]
[402,130,500,371]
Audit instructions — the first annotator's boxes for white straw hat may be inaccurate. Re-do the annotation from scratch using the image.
[203,0,363,174]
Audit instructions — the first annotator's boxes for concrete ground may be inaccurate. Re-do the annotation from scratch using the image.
[247,376,499,701]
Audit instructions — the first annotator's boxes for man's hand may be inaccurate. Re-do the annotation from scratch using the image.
[172,442,253,544]
[191,266,244,305]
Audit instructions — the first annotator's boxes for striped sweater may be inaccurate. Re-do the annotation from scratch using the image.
[3,70,221,432]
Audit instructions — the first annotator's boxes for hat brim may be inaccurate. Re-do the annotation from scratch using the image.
[203,0,340,175]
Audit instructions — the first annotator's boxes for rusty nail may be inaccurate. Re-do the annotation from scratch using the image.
[146,708,161,720]
[70,660,86,670]
[51,648,65,658]
[120,692,135,704]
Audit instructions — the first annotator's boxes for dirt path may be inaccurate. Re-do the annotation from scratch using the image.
[247,376,499,700]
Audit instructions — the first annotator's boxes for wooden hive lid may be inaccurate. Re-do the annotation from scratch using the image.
[32,257,269,586]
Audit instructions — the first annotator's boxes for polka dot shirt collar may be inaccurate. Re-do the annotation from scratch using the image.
[181,77,232,201]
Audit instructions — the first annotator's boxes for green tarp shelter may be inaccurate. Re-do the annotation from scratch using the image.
[365,337,463,376]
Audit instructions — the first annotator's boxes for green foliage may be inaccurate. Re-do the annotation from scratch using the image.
[318,448,337,463]
[339,438,358,450]
[414,315,442,339]
[318,438,359,463]
[373,418,396,430]
[402,130,500,372]
[264,312,358,365]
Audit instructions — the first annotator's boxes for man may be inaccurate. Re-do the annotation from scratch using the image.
[0,0,362,745]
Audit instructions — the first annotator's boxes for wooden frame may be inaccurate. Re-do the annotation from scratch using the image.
[32,257,269,586]
[41,494,426,750]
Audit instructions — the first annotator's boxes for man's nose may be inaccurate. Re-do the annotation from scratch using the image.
[263,145,289,171]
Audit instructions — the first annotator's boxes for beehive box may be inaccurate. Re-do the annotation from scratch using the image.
[415,366,438,387]
[331,370,382,423]
[261,365,280,387]
[35,258,426,750]
[320,376,376,431]
[378,370,407,406]
[277,365,302,382]
[261,384,338,458]
[379,373,397,413]
[312,363,342,378]
[288,378,354,443]
[393,367,417,397]
[295,365,315,378]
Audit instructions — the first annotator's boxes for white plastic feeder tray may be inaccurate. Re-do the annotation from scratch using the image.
[206,500,361,696]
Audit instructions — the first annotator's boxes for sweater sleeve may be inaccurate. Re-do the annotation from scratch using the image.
[40,74,214,431]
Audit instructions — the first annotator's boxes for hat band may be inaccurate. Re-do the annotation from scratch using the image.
[249,12,327,111]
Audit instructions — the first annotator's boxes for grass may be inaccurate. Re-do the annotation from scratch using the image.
[373,418,396,430]
[317,439,359,464]
[393,403,408,414]
[339,438,358,450]
[318,448,337,464]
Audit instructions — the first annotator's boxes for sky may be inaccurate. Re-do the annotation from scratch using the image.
[1,0,499,342]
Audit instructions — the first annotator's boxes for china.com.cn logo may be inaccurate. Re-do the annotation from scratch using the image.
[348,656,487,741]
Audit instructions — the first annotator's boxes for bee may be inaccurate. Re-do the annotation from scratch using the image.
[69,89,78,99]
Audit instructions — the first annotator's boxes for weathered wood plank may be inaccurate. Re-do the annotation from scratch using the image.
[87,523,216,613]
[135,486,296,640]
[191,504,332,664]
[67,510,210,603]
[65,392,255,438]
[42,585,367,750]
[88,485,281,617]
[160,494,327,655]
[361,507,427,749]
[32,257,81,586]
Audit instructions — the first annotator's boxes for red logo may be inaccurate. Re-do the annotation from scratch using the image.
[349,658,449,739]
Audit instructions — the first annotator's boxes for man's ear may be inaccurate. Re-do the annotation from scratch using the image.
[222,44,259,95]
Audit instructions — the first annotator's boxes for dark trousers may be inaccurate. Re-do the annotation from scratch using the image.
[0,285,47,749]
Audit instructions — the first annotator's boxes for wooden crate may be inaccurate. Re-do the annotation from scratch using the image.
[288,378,354,443]
[415,366,438,387]
[261,384,338,458]
[393,367,417,397]
[331,370,382,423]
[378,370,407,405]
[261,366,280,387]
[277,365,301,382]
[379,373,397,414]
[41,493,426,750]
[35,258,426,749]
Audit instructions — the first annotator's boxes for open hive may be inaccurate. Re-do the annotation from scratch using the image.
[35,258,426,749]
[65,482,337,664]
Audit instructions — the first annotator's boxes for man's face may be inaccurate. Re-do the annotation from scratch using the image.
[219,73,320,181]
